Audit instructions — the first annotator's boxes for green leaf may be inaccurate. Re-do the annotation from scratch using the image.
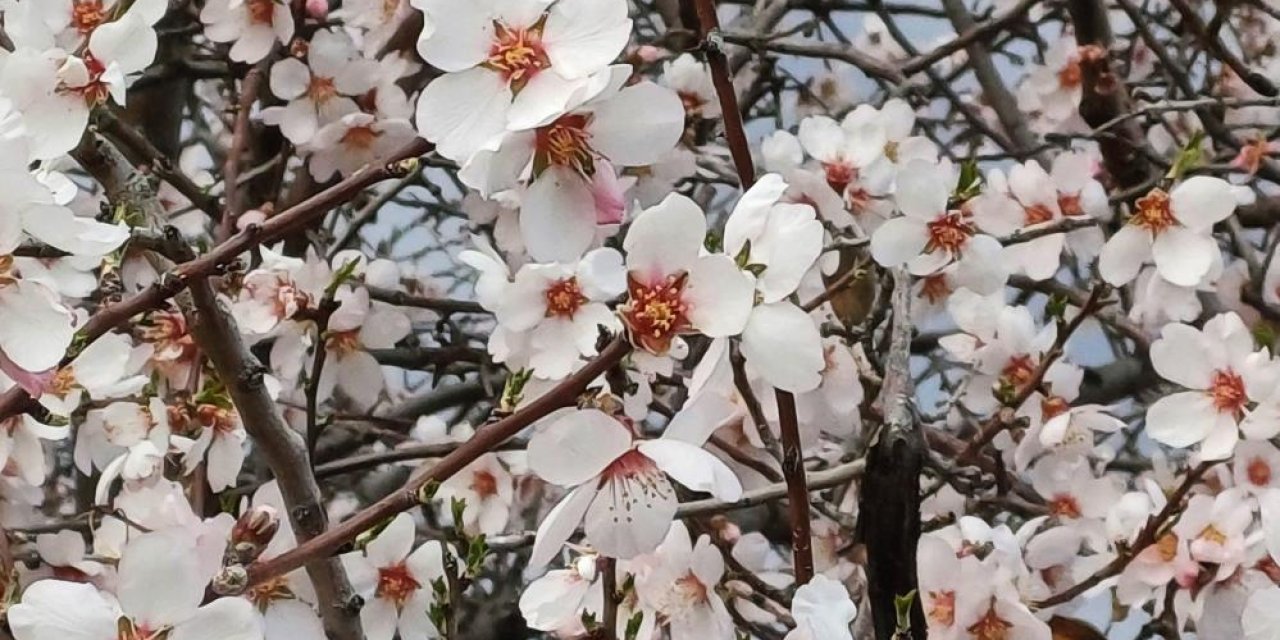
[894,589,917,633]
[1166,130,1206,181]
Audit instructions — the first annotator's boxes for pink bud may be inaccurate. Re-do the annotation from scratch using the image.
[589,160,627,226]
[305,0,328,19]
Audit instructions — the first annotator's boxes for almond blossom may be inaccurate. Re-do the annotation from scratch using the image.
[1145,312,1278,460]
[1098,176,1237,287]
[634,521,735,639]
[261,29,377,145]
[200,0,295,64]
[341,513,446,640]
[527,407,742,565]
[412,0,632,163]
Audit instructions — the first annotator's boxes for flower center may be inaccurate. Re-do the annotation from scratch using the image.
[824,161,856,195]
[62,54,113,107]
[924,211,973,255]
[1000,353,1038,390]
[1198,524,1227,546]
[1155,533,1179,561]
[1041,395,1070,421]
[544,277,587,319]
[1049,494,1082,519]
[0,255,15,286]
[247,575,296,613]
[1023,203,1054,225]
[1057,193,1084,217]
[1234,137,1268,176]
[1210,369,1247,416]
[376,562,421,609]
[535,114,595,177]
[485,20,550,90]
[470,469,498,498]
[1131,188,1177,234]
[117,618,171,640]
[967,604,1014,640]
[326,329,361,356]
[307,75,338,103]
[72,0,107,34]
[621,273,692,354]
[247,0,276,24]
[1058,57,1082,90]
[49,367,78,398]
[883,140,900,163]
[919,274,951,304]
[1248,457,1273,487]
[340,125,379,150]
[927,590,956,627]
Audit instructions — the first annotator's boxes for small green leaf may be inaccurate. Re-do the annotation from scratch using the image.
[1166,130,1206,181]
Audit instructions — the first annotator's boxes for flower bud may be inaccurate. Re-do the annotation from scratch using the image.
[226,505,280,565]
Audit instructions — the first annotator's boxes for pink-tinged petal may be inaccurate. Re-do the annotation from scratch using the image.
[1152,226,1216,287]
[530,483,598,568]
[521,167,597,263]
[415,67,512,163]
[741,302,825,393]
[684,254,754,338]
[1170,175,1236,231]
[588,82,685,167]
[1150,323,1213,389]
[413,0,496,72]
[639,439,742,501]
[542,0,631,79]
[584,462,676,558]
[366,513,416,569]
[870,217,928,267]
[1097,224,1152,286]
[624,194,706,278]
[528,409,631,486]
[588,160,627,225]
[8,580,118,640]
[170,598,261,640]
[0,351,54,397]
[1145,391,1218,448]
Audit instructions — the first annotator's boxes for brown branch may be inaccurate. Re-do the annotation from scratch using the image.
[220,65,267,241]
[365,286,488,315]
[185,278,364,639]
[1166,0,1277,97]
[1067,0,1155,191]
[899,0,1038,77]
[857,268,926,639]
[239,338,632,590]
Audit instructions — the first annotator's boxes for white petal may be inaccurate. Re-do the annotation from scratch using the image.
[584,469,676,558]
[639,439,742,501]
[0,281,74,372]
[740,303,825,393]
[542,0,631,79]
[269,58,311,100]
[415,67,511,163]
[870,217,928,267]
[171,599,263,640]
[414,0,495,72]
[588,82,685,167]
[1152,226,1216,287]
[530,483,598,568]
[624,193,707,279]
[894,160,949,220]
[1145,392,1218,448]
[118,531,205,627]
[1150,323,1213,389]
[521,167,598,263]
[89,12,157,74]
[1098,224,1152,286]
[365,512,415,568]
[528,409,631,486]
[8,581,118,640]
[1170,176,1237,230]
[685,255,754,338]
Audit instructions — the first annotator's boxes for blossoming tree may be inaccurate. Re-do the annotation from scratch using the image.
[0,0,1277,638]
